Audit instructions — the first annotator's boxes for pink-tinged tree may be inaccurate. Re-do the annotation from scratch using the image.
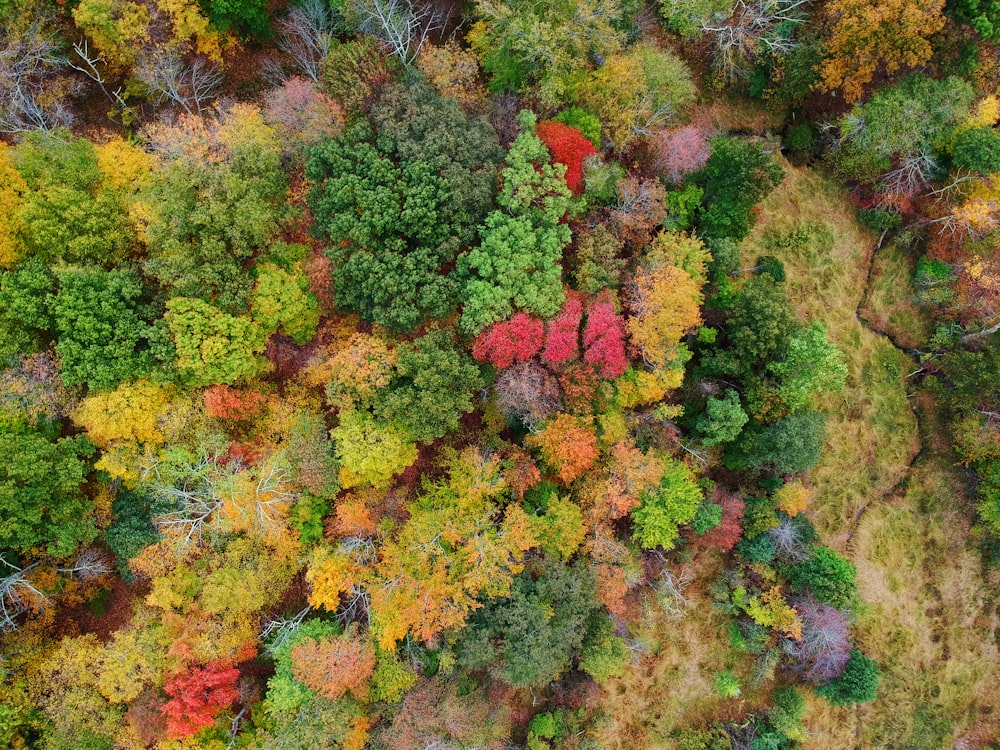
[472,312,545,369]
[582,293,628,378]
[541,293,583,366]
[786,599,852,682]
[494,361,563,429]
[654,126,711,184]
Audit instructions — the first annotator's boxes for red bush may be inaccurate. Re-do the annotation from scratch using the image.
[582,293,628,378]
[161,661,240,738]
[541,294,583,366]
[536,120,597,194]
[472,312,545,369]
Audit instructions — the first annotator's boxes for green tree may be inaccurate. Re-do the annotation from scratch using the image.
[631,458,702,550]
[458,111,574,332]
[250,262,319,345]
[755,322,848,417]
[163,297,268,387]
[705,274,795,379]
[143,107,289,313]
[0,258,55,362]
[952,126,1000,174]
[787,546,857,608]
[307,84,501,331]
[692,138,784,241]
[0,420,95,556]
[695,388,749,446]
[51,266,157,390]
[456,557,604,688]
[469,0,627,105]
[375,328,484,444]
[726,411,828,474]
[204,0,270,37]
[814,648,880,705]
[829,75,975,185]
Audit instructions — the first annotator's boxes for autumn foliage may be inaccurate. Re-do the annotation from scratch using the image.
[542,294,584,366]
[582,293,628,378]
[472,312,544,368]
[203,385,269,421]
[161,661,240,737]
[290,629,376,701]
[529,413,600,483]
[535,120,597,194]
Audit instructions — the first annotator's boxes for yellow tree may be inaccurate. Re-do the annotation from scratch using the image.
[0,144,25,267]
[626,263,703,369]
[820,0,946,102]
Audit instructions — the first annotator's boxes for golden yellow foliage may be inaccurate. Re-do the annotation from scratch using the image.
[155,0,224,61]
[415,41,488,112]
[0,143,26,267]
[71,0,150,69]
[627,263,703,369]
[819,0,946,103]
[774,480,810,516]
[74,380,171,448]
[94,138,156,190]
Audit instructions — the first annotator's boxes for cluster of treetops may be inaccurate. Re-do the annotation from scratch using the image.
[0,0,997,747]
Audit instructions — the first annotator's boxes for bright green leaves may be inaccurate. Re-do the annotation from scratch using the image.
[374,328,484,444]
[163,297,268,387]
[0,421,95,556]
[307,84,502,332]
[631,458,702,550]
[251,262,319,345]
[51,266,157,391]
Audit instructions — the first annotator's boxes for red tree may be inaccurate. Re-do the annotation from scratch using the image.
[541,294,583,366]
[582,293,628,378]
[536,120,597,194]
[654,126,711,184]
[203,385,268,421]
[690,491,744,551]
[161,661,240,737]
[472,312,545,369]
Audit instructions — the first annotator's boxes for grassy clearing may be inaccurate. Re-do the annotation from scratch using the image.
[860,239,933,350]
[743,162,1000,747]
[849,452,1000,749]
[740,161,920,544]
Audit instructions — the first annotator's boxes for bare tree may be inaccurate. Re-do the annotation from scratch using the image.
[0,560,47,632]
[58,548,113,580]
[783,598,851,682]
[653,564,694,620]
[261,605,312,656]
[0,20,78,134]
[701,0,812,83]
[275,0,336,82]
[877,150,939,206]
[67,40,135,124]
[352,0,451,65]
[138,49,222,116]
[494,361,563,431]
